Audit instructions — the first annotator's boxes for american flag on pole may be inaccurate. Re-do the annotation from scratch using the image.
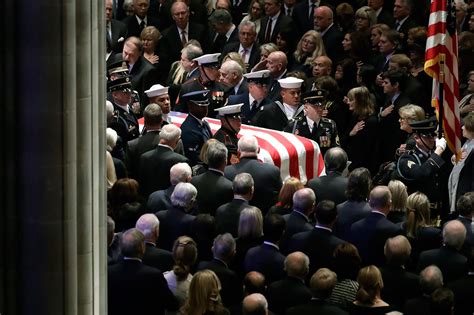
[424,0,462,160]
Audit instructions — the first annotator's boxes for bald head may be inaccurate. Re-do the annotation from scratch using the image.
[314,6,333,31]
[312,55,333,77]
[443,220,467,250]
[244,271,266,295]
[284,251,310,279]
[266,51,288,77]
[243,293,268,315]
[369,186,392,213]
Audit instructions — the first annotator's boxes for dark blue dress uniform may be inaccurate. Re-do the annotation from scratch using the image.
[180,90,213,166]
[107,76,140,142]
[395,117,445,203]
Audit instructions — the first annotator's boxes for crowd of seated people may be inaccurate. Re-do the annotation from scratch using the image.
[105,0,474,314]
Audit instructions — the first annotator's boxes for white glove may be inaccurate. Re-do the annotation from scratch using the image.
[436,137,447,151]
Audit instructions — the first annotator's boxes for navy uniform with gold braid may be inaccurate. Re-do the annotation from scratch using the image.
[108,76,140,142]
[395,117,445,203]
[284,89,340,156]
[213,104,243,164]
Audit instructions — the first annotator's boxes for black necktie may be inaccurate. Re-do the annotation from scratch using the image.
[310,2,316,19]
[265,18,272,43]
[214,34,227,52]
[287,8,291,16]
[139,20,146,31]
[250,100,258,111]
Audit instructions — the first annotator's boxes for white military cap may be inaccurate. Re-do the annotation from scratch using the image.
[214,104,243,118]
[145,84,169,97]
[243,70,271,84]
[278,77,304,89]
[193,53,221,67]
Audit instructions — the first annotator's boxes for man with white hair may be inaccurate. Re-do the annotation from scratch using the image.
[147,162,192,212]
[136,213,174,271]
[243,293,269,315]
[156,182,197,251]
[417,220,468,283]
[139,124,189,197]
[224,135,282,214]
[219,60,248,95]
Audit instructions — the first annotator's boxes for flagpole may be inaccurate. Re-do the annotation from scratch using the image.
[437,53,445,139]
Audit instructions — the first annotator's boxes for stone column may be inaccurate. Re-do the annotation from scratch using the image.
[1,1,107,314]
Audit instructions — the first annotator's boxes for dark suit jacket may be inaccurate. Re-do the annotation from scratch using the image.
[211,27,240,53]
[244,242,286,284]
[108,259,179,315]
[291,1,315,36]
[307,171,348,206]
[123,14,161,38]
[224,156,282,214]
[289,227,346,277]
[227,94,272,125]
[126,130,161,179]
[230,79,249,96]
[109,19,128,53]
[155,206,196,251]
[376,8,395,28]
[221,42,261,72]
[448,274,474,315]
[380,265,421,311]
[197,259,243,308]
[267,276,312,315]
[377,92,411,164]
[258,13,294,44]
[455,150,474,202]
[335,200,371,242]
[215,198,249,237]
[146,185,174,212]
[180,114,212,166]
[139,145,189,197]
[417,245,468,284]
[321,24,344,63]
[159,23,211,73]
[142,242,174,272]
[281,211,313,254]
[404,295,431,315]
[349,211,403,266]
[286,299,349,315]
[191,169,234,216]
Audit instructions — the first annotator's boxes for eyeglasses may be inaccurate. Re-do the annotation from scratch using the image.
[302,39,316,45]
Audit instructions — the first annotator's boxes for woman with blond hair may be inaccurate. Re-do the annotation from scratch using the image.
[180,270,229,315]
[164,236,199,314]
[350,265,392,314]
[341,86,379,173]
[140,26,161,65]
[403,192,442,266]
[292,30,326,74]
[387,180,408,224]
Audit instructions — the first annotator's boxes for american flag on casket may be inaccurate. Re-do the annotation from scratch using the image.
[139,112,325,183]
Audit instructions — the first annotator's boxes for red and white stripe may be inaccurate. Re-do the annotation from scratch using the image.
[139,112,325,183]
[424,0,462,160]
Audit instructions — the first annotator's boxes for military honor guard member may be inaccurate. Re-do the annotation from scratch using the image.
[180,90,213,166]
[228,70,273,125]
[253,77,305,131]
[285,89,340,156]
[107,75,140,142]
[213,104,243,164]
[176,53,227,117]
[145,84,172,123]
[395,117,447,206]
